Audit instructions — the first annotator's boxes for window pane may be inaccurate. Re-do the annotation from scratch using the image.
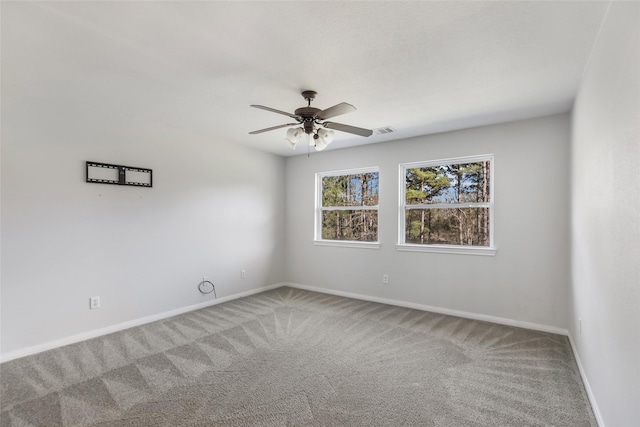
[323,172,379,207]
[405,208,490,246]
[405,161,490,204]
[322,210,378,241]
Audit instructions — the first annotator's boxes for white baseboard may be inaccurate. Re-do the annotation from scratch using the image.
[0,283,285,363]
[568,333,605,427]
[1,281,569,362]
[283,282,569,336]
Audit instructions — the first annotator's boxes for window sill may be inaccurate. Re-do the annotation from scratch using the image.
[396,244,496,256]
[314,240,381,250]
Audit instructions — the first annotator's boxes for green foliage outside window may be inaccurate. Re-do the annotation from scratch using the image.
[404,161,491,246]
[320,172,379,242]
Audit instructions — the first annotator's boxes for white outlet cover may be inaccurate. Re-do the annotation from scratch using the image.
[90,296,100,309]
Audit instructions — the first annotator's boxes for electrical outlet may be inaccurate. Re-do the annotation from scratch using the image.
[90,296,100,309]
[382,274,389,284]
[241,270,246,279]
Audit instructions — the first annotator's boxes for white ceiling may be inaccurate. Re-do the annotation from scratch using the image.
[2,1,610,157]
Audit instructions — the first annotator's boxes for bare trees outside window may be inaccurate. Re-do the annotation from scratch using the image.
[401,156,493,248]
[315,158,492,253]
[316,168,379,243]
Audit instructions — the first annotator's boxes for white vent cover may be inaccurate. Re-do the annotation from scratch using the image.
[374,126,395,135]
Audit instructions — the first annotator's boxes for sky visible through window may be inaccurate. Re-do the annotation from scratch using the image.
[323,173,379,207]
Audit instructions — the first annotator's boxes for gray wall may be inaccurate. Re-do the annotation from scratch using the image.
[570,1,640,426]
[285,114,571,330]
[1,122,286,358]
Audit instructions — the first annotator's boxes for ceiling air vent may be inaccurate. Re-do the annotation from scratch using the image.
[374,126,395,135]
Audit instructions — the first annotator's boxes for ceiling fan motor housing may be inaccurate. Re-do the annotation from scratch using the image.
[294,107,321,118]
[295,106,322,134]
[302,119,316,134]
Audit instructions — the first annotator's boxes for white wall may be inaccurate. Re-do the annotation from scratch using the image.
[285,114,571,331]
[1,120,286,359]
[570,1,640,426]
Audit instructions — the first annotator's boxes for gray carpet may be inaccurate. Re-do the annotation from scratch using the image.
[1,287,596,426]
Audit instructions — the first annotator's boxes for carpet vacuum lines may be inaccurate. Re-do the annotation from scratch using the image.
[0,287,596,426]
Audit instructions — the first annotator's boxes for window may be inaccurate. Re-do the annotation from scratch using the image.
[398,155,495,255]
[315,167,380,248]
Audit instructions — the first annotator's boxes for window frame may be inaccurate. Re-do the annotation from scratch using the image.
[397,154,496,256]
[314,166,381,249]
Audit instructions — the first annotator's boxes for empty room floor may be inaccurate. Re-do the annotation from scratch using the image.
[0,287,595,426]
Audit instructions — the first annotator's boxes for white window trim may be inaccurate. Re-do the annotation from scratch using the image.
[397,154,495,256]
[314,240,381,250]
[396,244,496,256]
[315,166,380,249]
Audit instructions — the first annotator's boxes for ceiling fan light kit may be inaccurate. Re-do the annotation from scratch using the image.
[315,128,334,151]
[250,90,373,152]
[286,127,304,149]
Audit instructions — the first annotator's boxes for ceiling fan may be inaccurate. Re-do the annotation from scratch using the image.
[249,90,373,151]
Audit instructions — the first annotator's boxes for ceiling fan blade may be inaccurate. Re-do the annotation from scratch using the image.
[250,104,300,120]
[323,121,373,137]
[316,102,356,120]
[249,123,298,135]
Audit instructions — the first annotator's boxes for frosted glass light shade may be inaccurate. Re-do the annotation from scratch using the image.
[316,128,335,149]
[287,127,303,145]
[315,140,328,151]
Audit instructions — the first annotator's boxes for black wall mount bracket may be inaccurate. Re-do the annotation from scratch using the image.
[86,161,152,187]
